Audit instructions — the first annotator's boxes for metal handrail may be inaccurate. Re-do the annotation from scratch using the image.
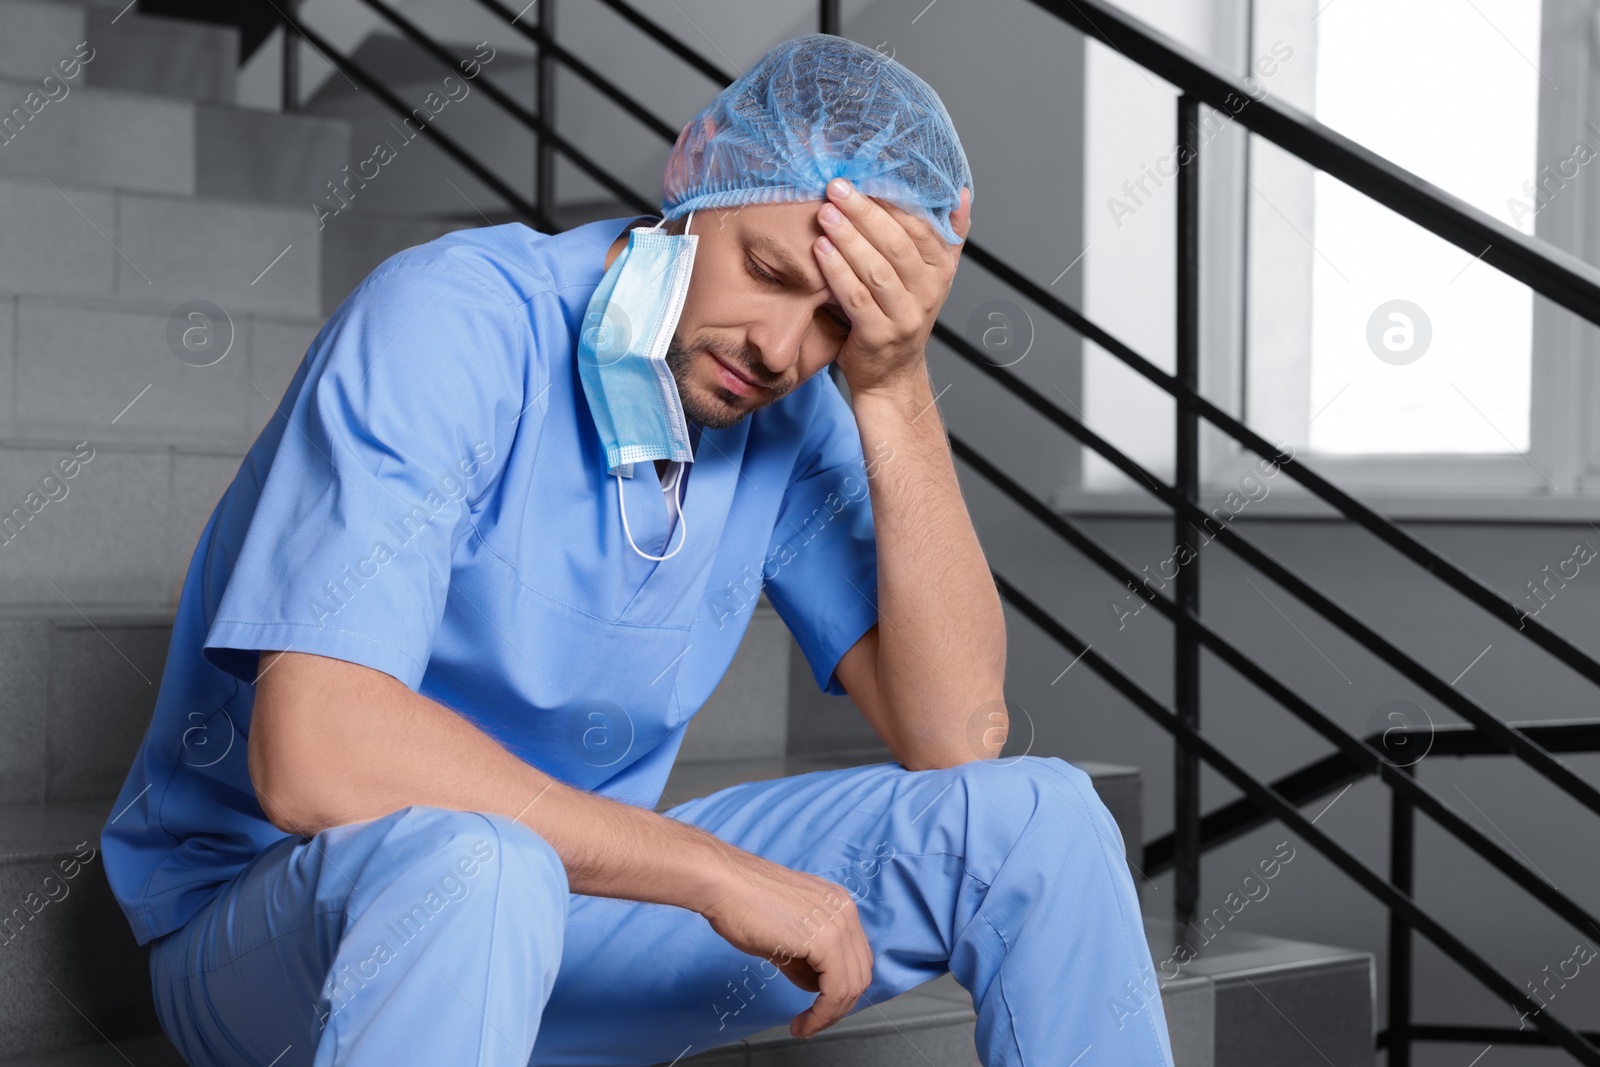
[992,575,1600,1063]
[946,422,1600,957]
[1143,719,1600,873]
[334,0,655,214]
[263,3,551,228]
[585,0,735,85]
[470,0,686,140]
[940,303,1600,825]
[1026,0,1600,328]
[956,234,1600,701]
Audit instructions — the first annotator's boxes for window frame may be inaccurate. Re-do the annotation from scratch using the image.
[1069,0,1600,518]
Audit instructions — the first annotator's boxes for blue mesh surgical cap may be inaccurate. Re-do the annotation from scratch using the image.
[660,33,972,244]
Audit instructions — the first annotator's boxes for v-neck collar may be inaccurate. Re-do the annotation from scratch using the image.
[614,417,750,626]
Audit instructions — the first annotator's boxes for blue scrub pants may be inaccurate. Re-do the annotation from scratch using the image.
[147,756,1175,1066]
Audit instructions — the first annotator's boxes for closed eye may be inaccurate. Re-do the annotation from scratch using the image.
[747,252,850,333]
[745,252,782,288]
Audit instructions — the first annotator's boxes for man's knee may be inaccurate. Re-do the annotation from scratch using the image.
[314,807,568,1037]
[943,755,1123,854]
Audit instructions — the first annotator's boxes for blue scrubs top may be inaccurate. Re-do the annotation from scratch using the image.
[102,216,882,947]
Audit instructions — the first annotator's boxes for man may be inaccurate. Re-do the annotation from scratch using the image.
[103,33,1173,1067]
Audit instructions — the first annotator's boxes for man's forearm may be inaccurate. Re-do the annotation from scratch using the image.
[850,364,1007,763]
[251,652,745,912]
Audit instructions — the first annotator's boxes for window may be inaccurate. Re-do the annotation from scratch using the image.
[1304,0,1539,455]
[1073,0,1600,512]
[1239,0,1599,504]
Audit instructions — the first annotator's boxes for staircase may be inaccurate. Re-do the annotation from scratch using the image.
[0,3,1375,1065]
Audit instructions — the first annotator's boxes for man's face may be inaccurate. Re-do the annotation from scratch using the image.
[606,202,852,430]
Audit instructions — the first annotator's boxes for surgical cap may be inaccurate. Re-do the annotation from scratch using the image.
[660,33,972,244]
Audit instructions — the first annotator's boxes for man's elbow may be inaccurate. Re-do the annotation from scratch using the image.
[892,702,1009,771]
[248,732,327,837]
[248,685,344,837]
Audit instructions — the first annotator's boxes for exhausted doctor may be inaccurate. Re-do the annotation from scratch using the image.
[103,32,1174,1067]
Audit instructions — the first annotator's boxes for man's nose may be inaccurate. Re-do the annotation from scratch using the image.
[746,310,811,379]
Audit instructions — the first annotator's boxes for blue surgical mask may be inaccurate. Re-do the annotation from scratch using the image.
[577,211,699,561]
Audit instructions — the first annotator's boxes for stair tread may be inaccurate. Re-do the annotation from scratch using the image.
[0,603,176,622]
[0,1035,186,1067]
[0,801,109,856]
[1142,916,1373,979]
[0,981,977,1066]
[0,74,345,131]
[741,974,975,1054]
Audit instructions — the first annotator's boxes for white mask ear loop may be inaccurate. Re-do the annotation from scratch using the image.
[648,209,695,236]
[616,464,688,562]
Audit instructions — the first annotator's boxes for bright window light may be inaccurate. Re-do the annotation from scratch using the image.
[1307,0,1540,454]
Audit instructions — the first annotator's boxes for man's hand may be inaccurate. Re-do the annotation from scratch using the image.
[812,178,972,398]
[697,853,875,1039]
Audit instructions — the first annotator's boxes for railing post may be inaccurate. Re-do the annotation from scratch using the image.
[536,0,557,227]
[1388,765,1415,1066]
[819,0,840,35]
[1174,94,1202,928]
[281,0,299,112]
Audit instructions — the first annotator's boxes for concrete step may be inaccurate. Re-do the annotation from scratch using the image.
[0,446,240,609]
[0,75,348,205]
[0,165,321,609]
[641,918,1370,1067]
[0,612,173,804]
[0,174,323,316]
[0,0,238,104]
[0,74,192,195]
[665,972,987,1066]
[0,0,238,103]
[0,293,321,449]
[0,799,158,1061]
[195,103,351,209]
[1143,919,1375,1067]
[0,1035,184,1067]
[298,51,538,222]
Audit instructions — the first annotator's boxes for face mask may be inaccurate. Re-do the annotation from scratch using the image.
[577,211,699,562]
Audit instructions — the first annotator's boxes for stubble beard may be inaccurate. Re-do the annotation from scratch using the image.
[665,335,791,431]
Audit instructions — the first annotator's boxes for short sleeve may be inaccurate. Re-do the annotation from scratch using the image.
[203,260,531,690]
[762,372,880,696]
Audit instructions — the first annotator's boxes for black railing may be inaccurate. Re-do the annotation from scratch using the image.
[253,2,1600,1063]
[1143,720,1600,872]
